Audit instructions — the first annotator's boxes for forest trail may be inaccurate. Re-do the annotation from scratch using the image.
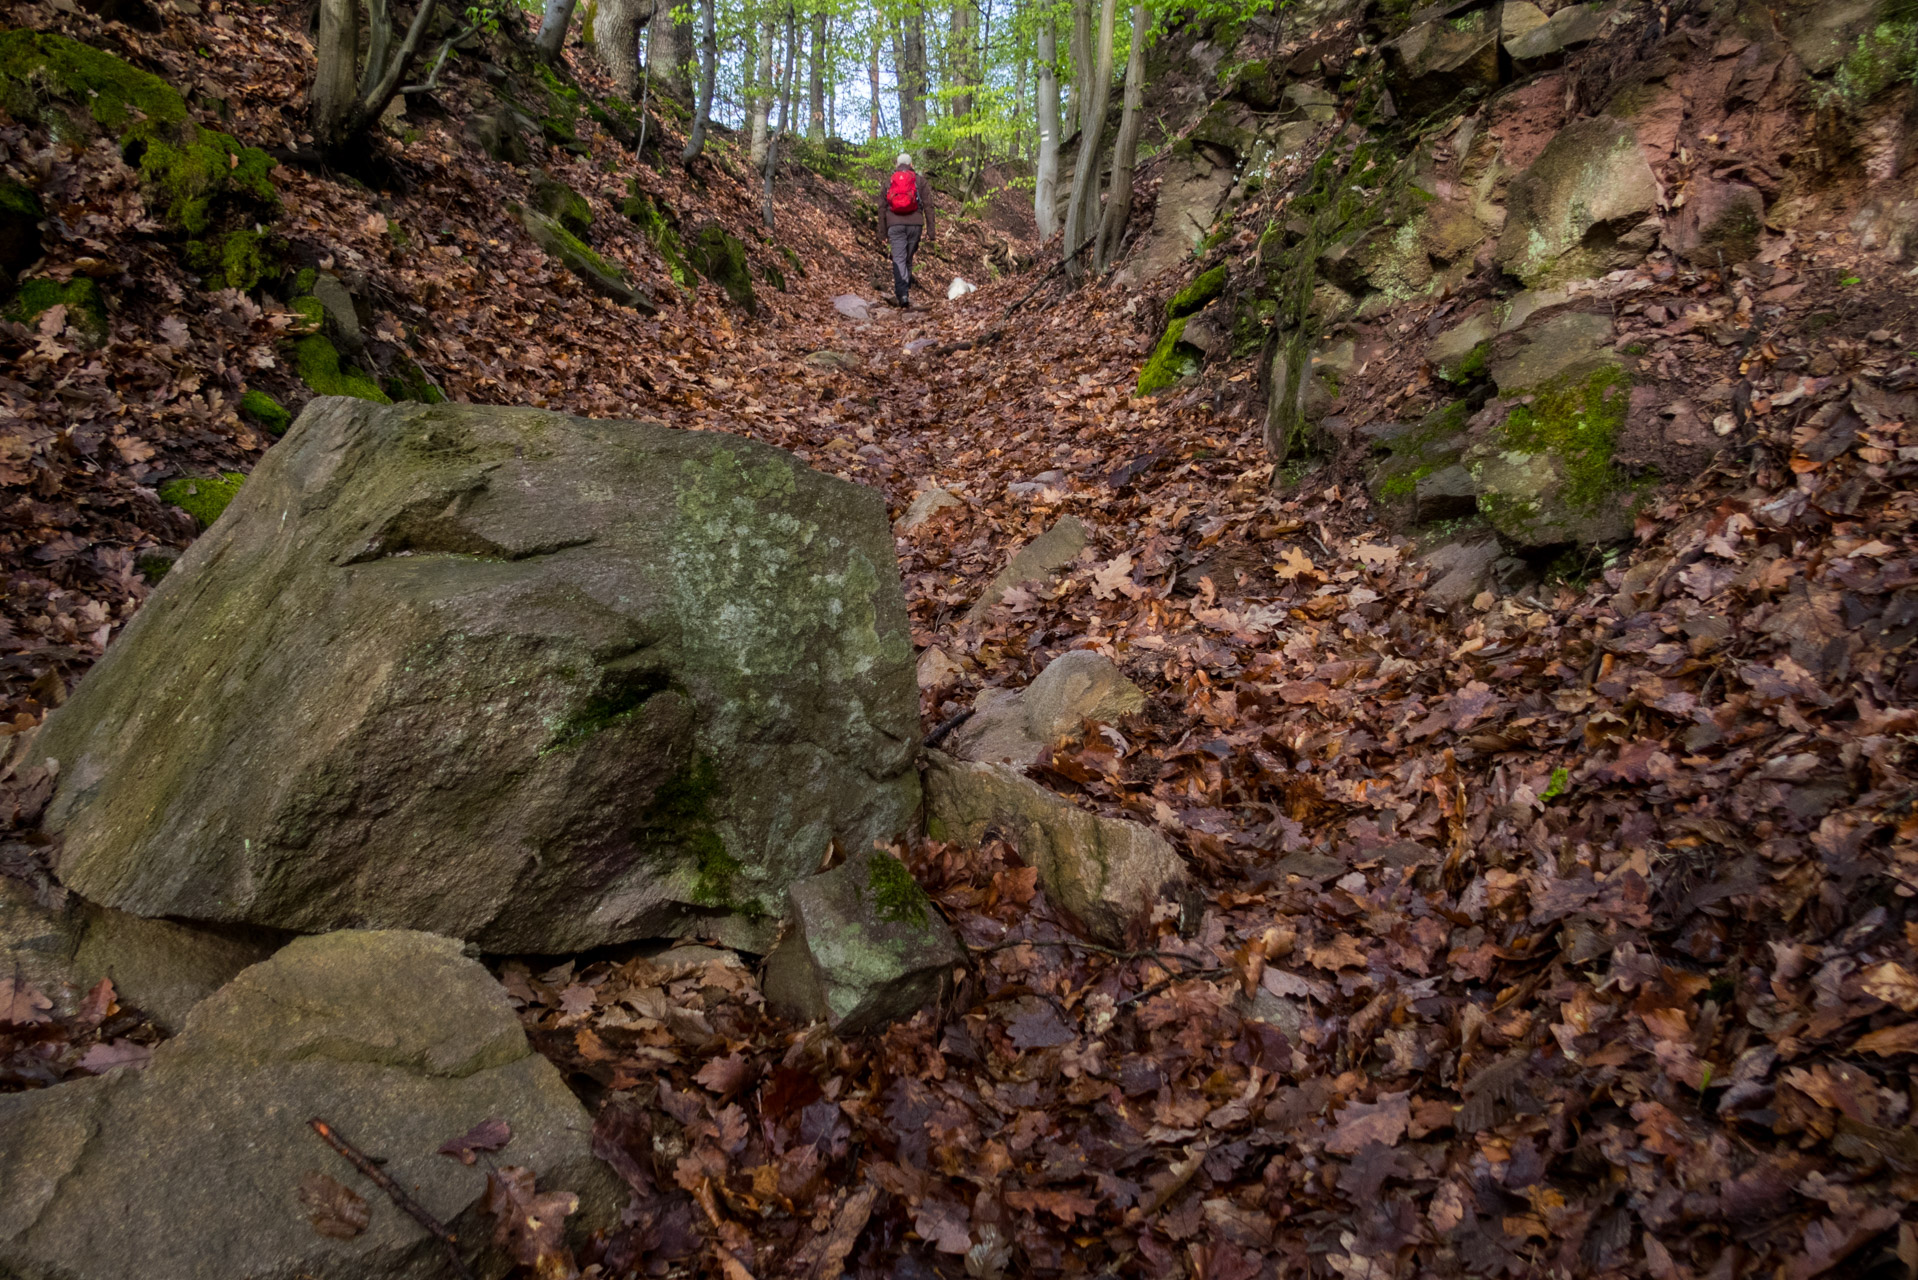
[4,0,1918,1274]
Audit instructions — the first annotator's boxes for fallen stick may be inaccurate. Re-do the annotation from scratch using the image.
[309,1118,478,1280]
[1000,232,1100,322]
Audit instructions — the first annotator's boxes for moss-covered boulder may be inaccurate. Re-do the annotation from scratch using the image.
[1167,264,1227,319]
[0,178,44,285]
[1495,117,1660,286]
[8,276,108,347]
[1465,361,1636,546]
[0,930,620,1280]
[515,204,654,312]
[687,222,758,315]
[533,172,594,240]
[1137,317,1206,394]
[25,400,921,953]
[622,186,697,292]
[379,354,447,404]
[762,847,963,1033]
[157,471,244,527]
[238,389,290,435]
[293,331,391,403]
[1367,400,1477,524]
[0,32,277,283]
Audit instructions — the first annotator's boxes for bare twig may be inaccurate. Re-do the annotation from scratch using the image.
[402,24,482,95]
[1115,966,1230,1010]
[309,1118,478,1280]
[1000,231,1099,322]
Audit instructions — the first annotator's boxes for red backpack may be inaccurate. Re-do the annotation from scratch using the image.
[886,170,920,216]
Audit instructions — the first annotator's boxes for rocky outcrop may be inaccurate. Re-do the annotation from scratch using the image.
[515,205,654,312]
[924,750,1190,944]
[763,847,964,1033]
[1495,117,1661,287]
[26,399,921,953]
[687,223,758,315]
[0,930,618,1280]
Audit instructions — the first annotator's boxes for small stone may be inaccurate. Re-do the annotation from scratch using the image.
[833,294,873,321]
[1486,311,1617,392]
[923,750,1190,945]
[896,486,964,534]
[762,847,963,1034]
[966,515,1088,621]
[309,273,362,354]
[946,649,1145,767]
[70,902,279,1031]
[1419,537,1502,610]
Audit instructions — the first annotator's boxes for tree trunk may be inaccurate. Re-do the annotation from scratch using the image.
[1096,0,1145,273]
[1061,0,1115,280]
[762,1,797,226]
[1066,0,1090,136]
[593,0,648,98]
[311,0,359,146]
[869,30,882,139]
[1033,14,1060,241]
[948,0,974,120]
[648,7,691,103]
[534,0,579,62]
[896,7,928,138]
[807,6,827,142]
[681,0,715,162]
[748,17,774,166]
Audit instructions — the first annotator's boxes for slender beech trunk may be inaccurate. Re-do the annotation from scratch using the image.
[648,8,691,103]
[1096,0,1146,273]
[896,7,928,137]
[311,0,439,152]
[1066,0,1090,136]
[681,0,716,161]
[1061,0,1115,280]
[948,0,974,120]
[534,0,579,61]
[869,30,883,138]
[807,6,827,142]
[1033,14,1061,241]
[593,0,649,98]
[748,18,774,166]
[762,2,797,227]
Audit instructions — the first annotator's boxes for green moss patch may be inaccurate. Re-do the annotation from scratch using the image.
[0,32,277,260]
[687,223,757,315]
[1823,20,1918,106]
[294,333,391,403]
[1168,264,1228,319]
[1495,364,1631,512]
[534,173,593,239]
[159,471,244,526]
[9,276,107,346]
[1137,316,1204,395]
[239,388,290,435]
[865,851,930,927]
[381,356,446,405]
[623,187,698,291]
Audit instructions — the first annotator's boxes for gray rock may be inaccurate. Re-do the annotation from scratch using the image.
[515,205,654,313]
[70,903,280,1031]
[762,847,963,1034]
[1664,179,1765,266]
[466,108,529,164]
[1504,2,1603,62]
[947,650,1145,767]
[1850,191,1918,262]
[1427,314,1493,378]
[0,930,618,1280]
[0,876,80,1014]
[1110,146,1236,288]
[1495,117,1660,286]
[966,515,1088,621]
[924,750,1189,944]
[1419,536,1502,609]
[832,294,873,321]
[1383,6,1501,117]
[310,272,363,354]
[27,399,920,953]
[1780,0,1887,73]
[896,486,964,534]
[1485,310,1616,392]
[1282,81,1338,122]
[1500,0,1549,43]
[1368,400,1475,524]
[803,349,860,370]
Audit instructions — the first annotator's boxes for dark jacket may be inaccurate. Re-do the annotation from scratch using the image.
[880,170,935,239]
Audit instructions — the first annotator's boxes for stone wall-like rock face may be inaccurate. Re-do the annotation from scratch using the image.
[26,399,920,953]
[0,930,619,1280]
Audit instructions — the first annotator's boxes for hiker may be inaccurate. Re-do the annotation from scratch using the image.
[880,153,935,309]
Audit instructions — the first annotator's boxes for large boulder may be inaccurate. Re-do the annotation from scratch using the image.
[0,930,619,1280]
[1112,145,1237,288]
[1382,5,1502,117]
[26,399,921,952]
[1495,117,1660,286]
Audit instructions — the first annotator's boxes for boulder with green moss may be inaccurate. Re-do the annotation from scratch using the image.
[763,846,963,1033]
[0,930,619,1280]
[1495,117,1660,286]
[8,276,108,347]
[1368,400,1479,523]
[25,400,921,954]
[515,204,654,312]
[0,178,44,285]
[687,222,758,315]
[1137,317,1206,394]
[1167,264,1227,319]
[0,32,276,287]
[238,389,290,435]
[156,471,244,527]
[534,171,594,239]
[622,186,697,292]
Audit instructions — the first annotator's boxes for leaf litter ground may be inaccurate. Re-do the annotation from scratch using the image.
[1,4,1917,1278]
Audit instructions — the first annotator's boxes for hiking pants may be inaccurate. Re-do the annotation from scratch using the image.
[888,223,922,304]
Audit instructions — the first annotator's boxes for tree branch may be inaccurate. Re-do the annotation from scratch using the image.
[346,0,441,136]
